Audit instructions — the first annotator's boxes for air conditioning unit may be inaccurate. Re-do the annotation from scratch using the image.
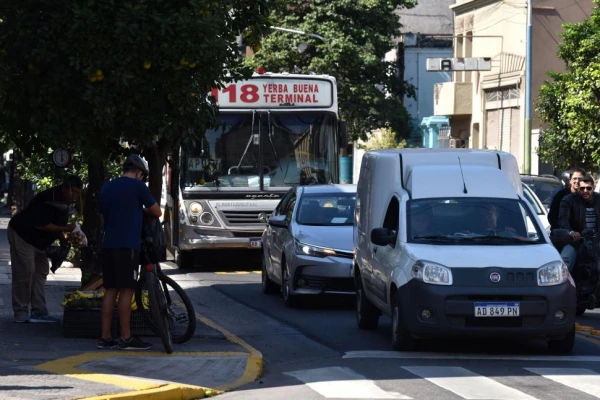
[449,139,464,148]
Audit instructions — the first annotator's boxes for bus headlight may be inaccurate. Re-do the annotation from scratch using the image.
[189,202,203,216]
[199,212,214,225]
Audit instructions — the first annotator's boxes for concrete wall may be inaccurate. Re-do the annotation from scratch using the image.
[404,47,453,122]
[531,0,594,129]
[395,0,454,37]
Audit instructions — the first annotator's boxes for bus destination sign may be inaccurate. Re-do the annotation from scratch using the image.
[210,78,333,108]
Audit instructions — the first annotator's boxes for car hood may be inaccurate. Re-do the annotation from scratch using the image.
[294,224,354,251]
[404,243,561,269]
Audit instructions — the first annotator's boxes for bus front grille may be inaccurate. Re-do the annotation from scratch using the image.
[221,210,271,225]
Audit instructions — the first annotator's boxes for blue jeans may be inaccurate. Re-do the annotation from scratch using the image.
[561,244,577,272]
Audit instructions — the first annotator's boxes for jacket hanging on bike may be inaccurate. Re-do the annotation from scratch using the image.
[558,193,600,236]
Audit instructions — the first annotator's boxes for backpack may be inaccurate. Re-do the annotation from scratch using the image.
[142,217,167,263]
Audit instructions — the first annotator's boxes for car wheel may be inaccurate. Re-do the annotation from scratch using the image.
[391,291,416,351]
[262,255,278,295]
[547,325,575,354]
[576,306,586,316]
[281,261,296,307]
[356,274,379,330]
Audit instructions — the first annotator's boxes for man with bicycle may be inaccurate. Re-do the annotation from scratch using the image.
[98,154,161,350]
[558,175,600,272]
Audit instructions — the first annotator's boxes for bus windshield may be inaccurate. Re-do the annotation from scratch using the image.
[181,112,339,190]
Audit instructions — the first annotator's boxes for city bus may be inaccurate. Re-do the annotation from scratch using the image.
[163,72,347,268]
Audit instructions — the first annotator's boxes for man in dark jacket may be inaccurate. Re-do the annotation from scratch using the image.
[557,175,600,272]
[7,175,82,323]
[549,167,585,230]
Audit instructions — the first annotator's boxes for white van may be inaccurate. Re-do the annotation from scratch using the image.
[353,149,576,353]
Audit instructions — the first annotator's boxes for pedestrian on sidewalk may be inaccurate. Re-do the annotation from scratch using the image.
[7,175,83,323]
[98,153,161,350]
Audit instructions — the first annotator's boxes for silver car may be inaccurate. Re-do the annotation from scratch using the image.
[261,184,356,307]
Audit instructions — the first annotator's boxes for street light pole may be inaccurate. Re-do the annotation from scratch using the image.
[524,0,533,174]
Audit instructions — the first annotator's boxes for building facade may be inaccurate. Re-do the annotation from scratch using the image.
[434,0,594,173]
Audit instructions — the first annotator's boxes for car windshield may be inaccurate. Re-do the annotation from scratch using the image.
[408,197,546,245]
[522,179,561,208]
[296,192,356,226]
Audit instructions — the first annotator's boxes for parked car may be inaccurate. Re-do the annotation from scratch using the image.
[261,184,356,307]
[520,175,562,210]
[522,183,550,233]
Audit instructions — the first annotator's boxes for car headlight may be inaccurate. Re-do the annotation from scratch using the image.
[295,240,336,257]
[189,202,203,216]
[411,260,453,285]
[537,260,569,286]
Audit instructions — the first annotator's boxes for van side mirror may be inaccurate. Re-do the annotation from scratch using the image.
[338,120,348,148]
[550,228,571,247]
[371,228,396,246]
[268,215,288,228]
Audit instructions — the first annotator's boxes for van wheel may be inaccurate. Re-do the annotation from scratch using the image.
[356,275,379,330]
[281,261,296,307]
[547,326,575,354]
[576,306,586,316]
[391,291,416,351]
[262,256,278,295]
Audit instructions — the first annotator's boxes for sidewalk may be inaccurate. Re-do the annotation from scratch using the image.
[0,217,262,400]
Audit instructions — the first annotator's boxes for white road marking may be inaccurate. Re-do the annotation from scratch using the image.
[403,366,537,400]
[344,350,600,362]
[525,368,600,398]
[284,366,411,399]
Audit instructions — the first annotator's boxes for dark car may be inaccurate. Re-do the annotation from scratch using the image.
[520,175,562,210]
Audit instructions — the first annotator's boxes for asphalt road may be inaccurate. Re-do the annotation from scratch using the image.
[165,252,600,400]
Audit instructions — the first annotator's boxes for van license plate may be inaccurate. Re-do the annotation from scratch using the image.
[250,239,262,248]
[474,302,520,317]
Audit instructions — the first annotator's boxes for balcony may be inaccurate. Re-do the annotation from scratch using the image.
[433,82,472,116]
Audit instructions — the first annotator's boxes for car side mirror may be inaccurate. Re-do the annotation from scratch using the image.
[268,215,288,228]
[371,228,396,246]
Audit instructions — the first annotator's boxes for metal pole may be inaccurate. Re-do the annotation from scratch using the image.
[524,0,533,174]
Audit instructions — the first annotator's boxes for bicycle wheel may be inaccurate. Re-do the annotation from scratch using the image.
[146,271,173,354]
[159,274,196,344]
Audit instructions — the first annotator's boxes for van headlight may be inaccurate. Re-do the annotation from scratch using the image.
[411,260,453,286]
[537,261,569,286]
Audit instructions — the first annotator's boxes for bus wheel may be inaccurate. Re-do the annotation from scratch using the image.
[176,249,194,269]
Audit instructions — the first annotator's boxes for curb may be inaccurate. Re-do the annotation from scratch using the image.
[60,309,263,400]
[77,383,218,400]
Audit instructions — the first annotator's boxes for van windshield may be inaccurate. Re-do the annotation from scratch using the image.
[407,198,546,245]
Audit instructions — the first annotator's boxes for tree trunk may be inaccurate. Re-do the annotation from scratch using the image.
[146,138,169,204]
[80,159,105,288]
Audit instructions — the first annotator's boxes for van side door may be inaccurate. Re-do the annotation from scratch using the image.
[370,195,401,306]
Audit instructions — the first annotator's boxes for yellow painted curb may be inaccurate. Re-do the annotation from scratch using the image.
[193,310,264,391]
[36,306,263,400]
[75,383,219,400]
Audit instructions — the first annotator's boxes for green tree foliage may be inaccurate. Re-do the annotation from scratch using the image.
[358,128,406,150]
[0,0,273,285]
[245,0,417,141]
[536,0,600,171]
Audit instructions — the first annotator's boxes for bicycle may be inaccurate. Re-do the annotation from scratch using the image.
[135,237,196,353]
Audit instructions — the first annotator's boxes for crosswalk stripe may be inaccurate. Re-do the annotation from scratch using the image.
[402,366,537,400]
[285,366,411,399]
[525,368,600,398]
[344,350,600,362]
[215,271,261,275]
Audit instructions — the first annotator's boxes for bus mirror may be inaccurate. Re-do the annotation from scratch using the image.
[339,121,348,148]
